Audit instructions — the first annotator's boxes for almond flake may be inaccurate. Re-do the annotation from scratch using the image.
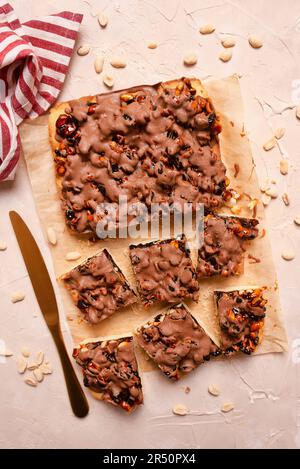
[221,37,236,48]
[263,137,276,151]
[221,402,234,413]
[77,45,90,56]
[296,105,300,120]
[17,357,27,374]
[36,351,44,366]
[33,368,44,383]
[27,362,38,370]
[274,127,285,140]
[279,159,289,175]
[97,12,108,28]
[65,251,81,261]
[0,349,13,357]
[183,54,197,66]
[147,42,157,49]
[0,240,7,251]
[24,376,38,387]
[282,193,290,206]
[262,193,271,206]
[11,291,25,303]
[281,249,295,261]
[199,24,215,34]
[260,179,271,193]
[265,186,278,199]
[103,75,114,88]
[110,57,126,68]
[94,55,104,74]
[21,347,30,358]
[40,363,52,375]
[208,384,220,396]
[172,404,188,416]
[47,227,57,246]
[248,36,263,49]
[219,49,232,62]
[293,217,300,226]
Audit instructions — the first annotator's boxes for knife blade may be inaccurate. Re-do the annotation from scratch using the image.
[9,211,89,418]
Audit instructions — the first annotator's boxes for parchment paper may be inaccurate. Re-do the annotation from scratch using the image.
[19,75,288,370]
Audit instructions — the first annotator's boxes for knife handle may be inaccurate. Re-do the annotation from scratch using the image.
[53,327,89,418]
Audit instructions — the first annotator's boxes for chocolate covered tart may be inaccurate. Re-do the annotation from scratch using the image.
[136,303,220,380]
[73,337,143,412]
[61,249,136,324]
[129,237,199,306]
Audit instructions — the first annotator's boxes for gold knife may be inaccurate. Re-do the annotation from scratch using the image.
[9,211,89,418]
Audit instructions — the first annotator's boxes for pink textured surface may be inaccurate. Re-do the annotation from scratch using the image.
[0,0,300,449]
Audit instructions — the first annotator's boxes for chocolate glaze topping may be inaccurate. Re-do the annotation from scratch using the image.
[129,237,199,305]
[54,78,227,234]
[136,304,220,380]
[62,249,136,324]
[73,337,143,412]
[215,288,267,354]
[198,214,259,278]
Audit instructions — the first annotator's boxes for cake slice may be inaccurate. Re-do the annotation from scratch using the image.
[129,237,199,306]
[61,249,136,324]
[214,287,267,355]
[73,336,143,412]
[136,303,220,380]
[197,214,259,278]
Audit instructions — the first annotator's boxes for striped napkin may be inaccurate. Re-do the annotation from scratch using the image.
[0,3,82,182]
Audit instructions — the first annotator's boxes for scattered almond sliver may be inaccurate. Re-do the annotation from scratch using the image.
[97,11,108,28]
[17,357,27,374]
[25,376,38,387]
[0,240,7,251]
[293,217,300,226]
[21,347,30,358]
[263,137,276,151]
[103,75,114,88]
[183,54,197,66]
[47,227,57,246]
[274,127,285,140]
[36,351,44,366]
[0,349,13,357]
[221,37,236,48]
[282,193,290,206]
[172,404,188,416]
[219,50,232,62]
[221,402,234,413]
[94,55,104,74]
[208,384,220,396]
[280,159,289,175]
[33,368,44,383]
[248,36,263,49]
[11,291,25,303]
[281,250,295,261]
[147,42,157,49]
[199,24,215,34]
[110,57,127,68]
[77,45,90,56]
[65,251,81,261]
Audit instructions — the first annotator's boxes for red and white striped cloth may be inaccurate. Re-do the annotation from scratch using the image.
[0,3,83,181]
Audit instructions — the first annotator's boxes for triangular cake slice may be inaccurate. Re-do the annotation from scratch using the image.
[136,303,220,380]
[61,249,137,324]
[73,336,143,412]
[214,287,267,355]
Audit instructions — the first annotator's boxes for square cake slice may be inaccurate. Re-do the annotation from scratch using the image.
[136,304,220,380]
[73,337,143,412]
[197,214,259,278]
[129,237,199,306]
[214,288,267,355]
[62,249,136,324]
